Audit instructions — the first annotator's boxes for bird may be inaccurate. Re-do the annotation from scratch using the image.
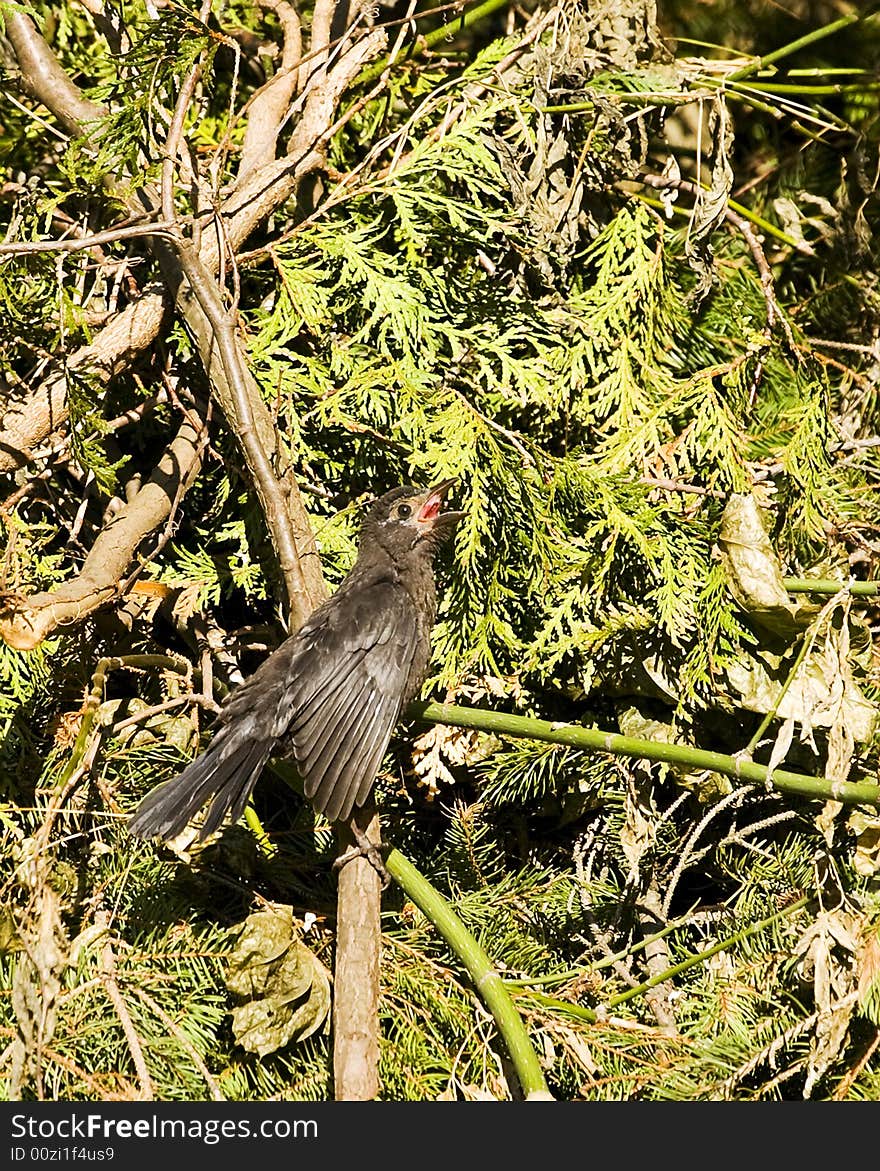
[128,478,462,850]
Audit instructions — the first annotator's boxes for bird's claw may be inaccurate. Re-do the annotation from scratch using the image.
[333,825,390,888]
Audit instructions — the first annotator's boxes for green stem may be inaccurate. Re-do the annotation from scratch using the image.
[736,81,880,95]
[523,896,809,1023]
[408,702,880,807]
[784,577,880,597]
[506,909,695,987]
[384,848,553,1100]
[630,180,808,254]
[358,0,512,86]
[743,632,810,758]
[726,9,877,83]
[544,79,880,112]
[603,896,809,1011]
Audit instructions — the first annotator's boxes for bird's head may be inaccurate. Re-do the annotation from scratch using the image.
[364,478,463,554]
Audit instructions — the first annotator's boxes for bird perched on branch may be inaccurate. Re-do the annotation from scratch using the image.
[129,479,462,851]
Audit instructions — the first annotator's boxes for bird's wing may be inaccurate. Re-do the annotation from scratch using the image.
[130,576,420,841]
[282,578,420,822]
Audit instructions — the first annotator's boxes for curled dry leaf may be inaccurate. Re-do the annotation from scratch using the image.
[848,809,880,878]
[225,904,330,1057]
[719,494,877,750]
[717,493,817,638]
[794,908,859,1098]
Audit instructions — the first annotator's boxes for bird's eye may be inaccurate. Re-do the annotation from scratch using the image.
[397,503,412,519]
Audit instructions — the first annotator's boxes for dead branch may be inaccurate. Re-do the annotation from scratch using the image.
[637,884,678,1036]
[0,285,170,473]
[309,0,338,71]
[238,0,305,180]
[96,910,154,1101]
[4,10,104,133]
[133,987,226,1101]
[218,27,387,254]
[333,804,383,1101]
[0,219,176,255]
[288,29,387,163]
[171,239,325,626]
[0,415,205,649]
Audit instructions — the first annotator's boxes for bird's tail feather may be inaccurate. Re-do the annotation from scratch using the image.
[129,733,273,843]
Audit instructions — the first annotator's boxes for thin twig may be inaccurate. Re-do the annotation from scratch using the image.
[0,220,178,255]
[95,911,154,1101]
[133,987,225,1100]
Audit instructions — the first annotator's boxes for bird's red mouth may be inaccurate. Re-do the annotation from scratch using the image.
[417,494,443,523]
[416,477,458,523]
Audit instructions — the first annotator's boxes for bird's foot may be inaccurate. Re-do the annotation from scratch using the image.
[333,822,390,889]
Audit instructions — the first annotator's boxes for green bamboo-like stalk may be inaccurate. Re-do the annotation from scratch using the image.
[524,896,809,1024]
[631,180,808,253]
[358,0,512,86]
[725,9,878,83]
[737,81,880,95]
[408,702,880,806]
[542,79,880,111]
[784,577,880,597]
[384,848,553,1101]
[506,910,695,987]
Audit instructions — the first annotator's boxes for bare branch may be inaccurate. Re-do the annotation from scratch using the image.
[0,415,205,649]
[237,0,304,180]
[171,240,326,625]
[333,804,382,1101]
[4,11,105,134]
[162,66,204,225]
[95,911,154,1101]
[309,0,337,67]
[0,286,169,473]
[289,29,387,161]
[0,219,177,255]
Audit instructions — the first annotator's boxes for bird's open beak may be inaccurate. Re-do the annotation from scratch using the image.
[415,477,464,525]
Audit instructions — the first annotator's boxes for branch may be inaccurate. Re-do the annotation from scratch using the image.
[0,219,177,255]
[385,848,553,1100]
[332,803,382,1101]
[286,29,387,163]
[408,701,880,807]
[237,0,304,179]
[2,20,386,491]
[170,239,327,627]
[309,0,337,70]
[0,286,169,473]
[4,10,105,133]
[95,911,154,1101]
[5,13,387,1109]
[0,417,205,649]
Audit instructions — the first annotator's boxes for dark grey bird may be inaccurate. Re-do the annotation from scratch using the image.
[128,479,462,845]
